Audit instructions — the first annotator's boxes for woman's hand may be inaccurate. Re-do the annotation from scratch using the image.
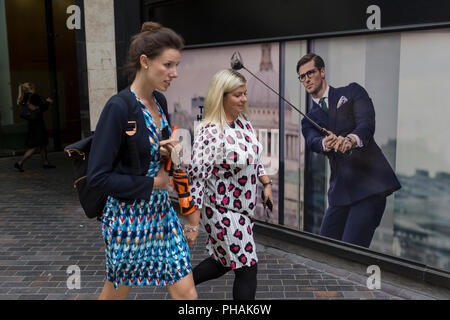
[159,138,177,159]
[153,165,170,190]
[184,209,201,247]
[184,226,199,247]
[263,184,273,209]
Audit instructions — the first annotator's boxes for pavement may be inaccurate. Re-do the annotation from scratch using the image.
[0,152,436,300]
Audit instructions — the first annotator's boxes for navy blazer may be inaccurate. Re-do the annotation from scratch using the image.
[301,82,401,206]
[87,86,170,201]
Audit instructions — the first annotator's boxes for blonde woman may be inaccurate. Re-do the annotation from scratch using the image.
[14,83,54,172]
[187,69,273,300]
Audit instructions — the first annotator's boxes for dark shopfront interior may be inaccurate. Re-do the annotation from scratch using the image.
[0,0,81,157]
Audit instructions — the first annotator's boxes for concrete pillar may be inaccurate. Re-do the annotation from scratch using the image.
[84,0,117,130]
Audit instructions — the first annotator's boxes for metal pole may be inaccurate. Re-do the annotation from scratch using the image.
[278,42,285,225]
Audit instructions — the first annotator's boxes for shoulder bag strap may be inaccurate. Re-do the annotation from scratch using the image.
[117,92,141,176]
[153,91,171,128]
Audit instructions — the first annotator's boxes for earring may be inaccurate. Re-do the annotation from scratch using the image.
[145,66,148,69]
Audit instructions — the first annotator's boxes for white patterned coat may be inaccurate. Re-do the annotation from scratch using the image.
[187,115,266,269]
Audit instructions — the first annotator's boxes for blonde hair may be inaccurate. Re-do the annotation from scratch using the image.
[17,82,35,106]
[198,69,248,132]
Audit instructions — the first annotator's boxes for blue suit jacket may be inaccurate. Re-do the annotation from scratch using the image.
[301,82,401,206]
[87,86,170,201]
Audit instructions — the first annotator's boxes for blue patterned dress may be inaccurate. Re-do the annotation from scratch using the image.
[101,91,191,289]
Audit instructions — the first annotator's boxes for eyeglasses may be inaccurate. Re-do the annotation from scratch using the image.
[298,68,318,82]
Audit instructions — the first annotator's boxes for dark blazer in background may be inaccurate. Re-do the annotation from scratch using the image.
[301,82,401,206]
[87,86,170,201]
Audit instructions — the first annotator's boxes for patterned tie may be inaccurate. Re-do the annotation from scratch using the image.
[319,97,328,114]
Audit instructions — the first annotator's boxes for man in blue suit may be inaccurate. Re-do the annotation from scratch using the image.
[298,53,401,248]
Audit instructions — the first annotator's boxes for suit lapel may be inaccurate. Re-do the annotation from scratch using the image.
[328,86,338,132]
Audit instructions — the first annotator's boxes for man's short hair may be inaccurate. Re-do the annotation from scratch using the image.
[296,53,325,73]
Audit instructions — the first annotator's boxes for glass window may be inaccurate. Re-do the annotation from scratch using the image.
[393,28,450,271]
[306,28,450,271]
[284,40,308,229]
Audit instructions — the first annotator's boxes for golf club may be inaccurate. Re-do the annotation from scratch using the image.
[230,51,329,136]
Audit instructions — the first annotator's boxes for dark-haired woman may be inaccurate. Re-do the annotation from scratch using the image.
[88,22,199,300]
[14,82,55,172]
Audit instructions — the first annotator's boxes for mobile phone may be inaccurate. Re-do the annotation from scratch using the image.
[261,189,273,211]
[161,126,170,140]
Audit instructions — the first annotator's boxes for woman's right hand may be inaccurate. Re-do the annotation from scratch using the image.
[159,138,177,159]
[153,165,170,190]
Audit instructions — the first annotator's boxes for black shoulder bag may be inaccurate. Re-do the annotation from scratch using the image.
[64,92,141,220]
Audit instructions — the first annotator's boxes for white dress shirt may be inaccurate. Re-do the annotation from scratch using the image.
[313,86,363,151]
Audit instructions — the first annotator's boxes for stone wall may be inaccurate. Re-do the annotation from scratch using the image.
[84,0,117,130]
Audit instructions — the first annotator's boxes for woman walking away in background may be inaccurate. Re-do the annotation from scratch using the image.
[14,82,55,172]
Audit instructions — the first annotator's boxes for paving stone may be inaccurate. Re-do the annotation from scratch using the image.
[17,294,48,300]
[342,291,376,299]
[197,292,226,300]
[297,285,327,291]
[282,279,310,286]
[314,291,344,298]
[285,291,315,299]
[38,288,69,294]
[74,294,98,300]
[267,274,296,280]
[45,294,78,300]
[255,291,285,299]
[0,294,20,300]
[269,285,297,292]
[8,287,41,295]
[326,285,357,291]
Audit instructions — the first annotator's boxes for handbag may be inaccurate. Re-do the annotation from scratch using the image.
[65,92,141,219]
[19,103,32,120]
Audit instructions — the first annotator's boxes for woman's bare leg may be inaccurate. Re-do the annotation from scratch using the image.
[167,272,198,300]
[18,147,39,166]
[98,280,132,300]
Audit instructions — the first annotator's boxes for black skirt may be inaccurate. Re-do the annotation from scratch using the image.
[25,117,48,147]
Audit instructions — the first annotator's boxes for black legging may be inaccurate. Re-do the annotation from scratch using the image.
[193,257,258,300]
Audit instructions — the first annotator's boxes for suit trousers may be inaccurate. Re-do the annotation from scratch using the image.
[319,193,387,248]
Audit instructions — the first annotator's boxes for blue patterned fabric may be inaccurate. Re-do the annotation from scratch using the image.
[101,91,191,289]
